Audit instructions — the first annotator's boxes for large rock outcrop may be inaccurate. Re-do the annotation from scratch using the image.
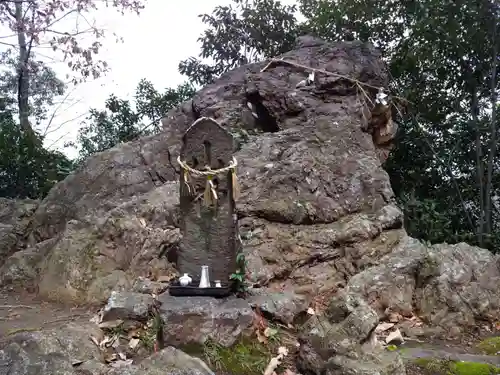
[0,36,499,336]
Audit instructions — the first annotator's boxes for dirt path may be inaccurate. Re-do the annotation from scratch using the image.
[0,290,96,337]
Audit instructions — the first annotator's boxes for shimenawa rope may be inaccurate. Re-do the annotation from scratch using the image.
[177,156,240,205]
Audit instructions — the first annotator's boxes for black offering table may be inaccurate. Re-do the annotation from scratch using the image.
[169,117,242,298]
[169,280,235,298]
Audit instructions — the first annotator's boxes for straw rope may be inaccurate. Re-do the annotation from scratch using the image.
[177,156,238,175]
[260,58,409,104]
[177,156,240,205]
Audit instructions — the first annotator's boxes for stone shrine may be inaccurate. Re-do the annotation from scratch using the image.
[175,117,240,286]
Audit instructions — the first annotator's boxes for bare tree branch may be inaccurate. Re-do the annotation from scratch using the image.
[41,84,77,137]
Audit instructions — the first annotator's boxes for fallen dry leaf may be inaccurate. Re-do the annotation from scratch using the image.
[89,314,99,323]
[296,79,308,88]
[128,338,140,349]
[375,322,395,333]
[99,336,113,350]
[263,347,290,375]
[90,311,103,324]
[156,275,173,283]
[90,335,100,347]
[256,329,267,344]
[111,336,120,349]
[103,351,117,363]
[385,328,404,345]
[99,335,119,350]
[263,357,282,375]
[98,319,124,329]
[278,347,289,357]
[388,312,402,323]
[127,328,143,339]
[110,359,133,368]
[253,308,267,330]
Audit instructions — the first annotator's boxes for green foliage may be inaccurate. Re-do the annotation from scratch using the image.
[140,311,163,352]
[0,106,73,199]
[230,252,248,293]
[70,79,195,163]
[298,0,500,251]
[179,0,300,86]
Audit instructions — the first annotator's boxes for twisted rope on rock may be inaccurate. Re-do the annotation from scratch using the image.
[260,58,410,104]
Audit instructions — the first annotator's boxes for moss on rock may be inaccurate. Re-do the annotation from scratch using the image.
[180,337,274,375]
[452,361,500,375]
[414,358,500,375]
[477,337,500,356]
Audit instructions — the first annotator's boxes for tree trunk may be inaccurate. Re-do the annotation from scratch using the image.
[472,83,484,247]
[484,16,498,236]
[14,0,34,138]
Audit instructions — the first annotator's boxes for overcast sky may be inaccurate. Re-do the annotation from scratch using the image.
[0,0,299,159]
[44,0,236,158]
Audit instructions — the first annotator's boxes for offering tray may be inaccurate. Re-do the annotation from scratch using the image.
[168,280,234,298]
